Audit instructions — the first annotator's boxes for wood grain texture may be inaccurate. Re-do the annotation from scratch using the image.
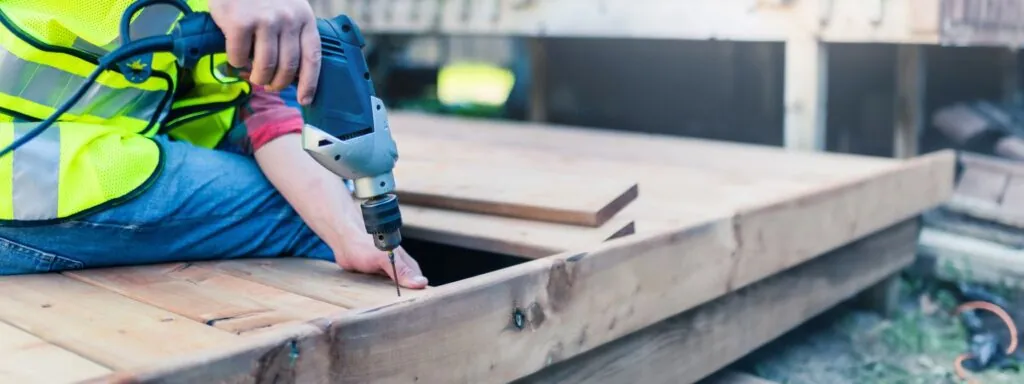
[204,258,421,308]
[402,204,636,259]
[729,150,953,289]
[0,321,110,383]
[395,160,639,227]
[516,220,918,384]
[65,263,345,335]
[101,148,953,384]
[0,274,237,370]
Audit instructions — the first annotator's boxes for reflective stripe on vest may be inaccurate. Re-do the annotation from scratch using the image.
[10,122,57,220]
[71,4,182,56]
[0,45,166,121]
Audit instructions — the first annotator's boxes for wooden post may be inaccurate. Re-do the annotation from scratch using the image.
[893,45,926,159]
[784,36,828,151]
[528,38,548,122]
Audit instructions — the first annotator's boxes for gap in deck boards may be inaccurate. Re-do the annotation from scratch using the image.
[401,238,526,285]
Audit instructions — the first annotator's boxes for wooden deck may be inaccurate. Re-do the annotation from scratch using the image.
[0,113,954,383]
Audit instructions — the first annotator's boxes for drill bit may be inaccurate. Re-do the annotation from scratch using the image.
[388,250,401,297]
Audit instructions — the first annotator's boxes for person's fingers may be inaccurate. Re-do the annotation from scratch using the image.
[380,248,427,289]
[296,20,321,105]
[397,248,423,279]
[249,19,281,86]
[268,17,302,91]
[222,15,255,70]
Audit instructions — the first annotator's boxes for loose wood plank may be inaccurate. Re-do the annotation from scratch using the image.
[0,274,237,370]
[517,220,918,384]
[922,208,1024,248]
[203,258,415,308]
[65,263,345,335]
[999,177,1024,214]
[402,204,636,259]
[954,167,1008,203]
[959,151,1024,178]
[0,321,110,383]
[916,227,1024,288]
[395,160,639,227]
[944,195,1024,228]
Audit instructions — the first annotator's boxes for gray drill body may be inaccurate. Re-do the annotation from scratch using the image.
[300,95,399,200]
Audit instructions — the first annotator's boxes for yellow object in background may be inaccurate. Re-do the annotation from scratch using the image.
[437,62,515,107]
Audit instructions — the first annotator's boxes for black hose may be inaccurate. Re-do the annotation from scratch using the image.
[0,35,175,159]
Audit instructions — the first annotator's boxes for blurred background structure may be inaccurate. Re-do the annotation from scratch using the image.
[311,0,1024,160]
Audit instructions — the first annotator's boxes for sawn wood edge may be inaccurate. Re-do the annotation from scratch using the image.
[88,150,954,384]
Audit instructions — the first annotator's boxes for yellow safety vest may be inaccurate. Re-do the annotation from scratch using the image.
[0,0,250,223]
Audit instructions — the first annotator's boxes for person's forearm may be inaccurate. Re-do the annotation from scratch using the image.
[253,133,363,253]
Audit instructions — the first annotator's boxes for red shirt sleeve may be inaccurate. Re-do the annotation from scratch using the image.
[238,83,305,152]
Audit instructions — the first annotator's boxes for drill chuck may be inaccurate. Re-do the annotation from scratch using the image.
[361,194,403,251]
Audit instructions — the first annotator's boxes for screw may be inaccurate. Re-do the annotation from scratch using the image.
[512,308,526,329]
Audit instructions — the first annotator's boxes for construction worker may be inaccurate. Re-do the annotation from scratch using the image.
[0,0,429,290]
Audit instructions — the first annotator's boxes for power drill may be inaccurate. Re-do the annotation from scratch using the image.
[171,12,405,295]
[150,5,404,295]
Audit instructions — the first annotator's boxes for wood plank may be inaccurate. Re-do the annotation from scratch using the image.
[0,321,110,383]
[960,152,1024,178]
[402,204,636,259]
[394,159,639,227]
[944,195,1024,228]
[783,35,828,151]
[65,263,345,336]
[893,44,926,159]
[955,167,1008,203]
[203,258,416,308]
[1000,176,1024,213]
[99,148,953,384]
[0,274,237,370]
[922,208,1024,248]
[916,227,1024,288]
[517,220,918,384]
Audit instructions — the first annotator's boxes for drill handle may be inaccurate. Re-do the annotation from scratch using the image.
[170,12,228,68]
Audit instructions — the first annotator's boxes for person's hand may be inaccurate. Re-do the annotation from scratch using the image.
[335,237,429,290]
[207,0,321,105]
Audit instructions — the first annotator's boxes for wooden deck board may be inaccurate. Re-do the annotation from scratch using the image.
[1,114,955,383]
[0,321,110,383]
[65,263,346,336]
[96,139,953,383]
[203,258,419,308]
[0,274,238,370]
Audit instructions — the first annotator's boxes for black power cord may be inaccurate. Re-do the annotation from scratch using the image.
[0,0,193,159]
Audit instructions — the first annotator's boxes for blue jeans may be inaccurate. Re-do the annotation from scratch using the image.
[0,134,334,275]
